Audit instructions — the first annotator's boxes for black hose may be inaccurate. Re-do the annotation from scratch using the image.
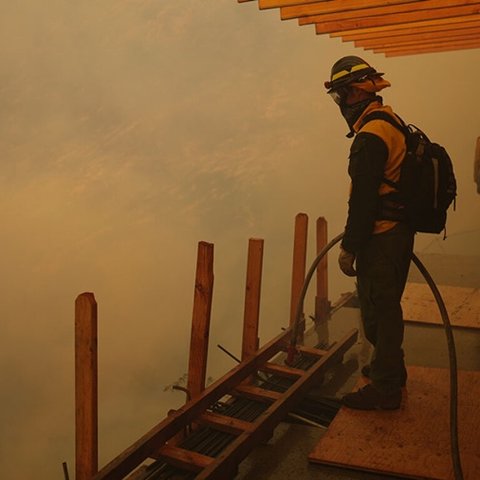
[290,232,463,480]
[411,253,463,480]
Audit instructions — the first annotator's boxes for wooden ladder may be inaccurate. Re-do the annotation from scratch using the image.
[94,327,358,480]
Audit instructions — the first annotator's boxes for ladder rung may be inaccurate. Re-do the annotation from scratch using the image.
[259,362,306,378]
[296,345,328,357]
[198,411,254,435]
[234,384,282,403]
[157,445,214,472]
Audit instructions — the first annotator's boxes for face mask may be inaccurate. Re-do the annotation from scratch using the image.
[340,95,383,137]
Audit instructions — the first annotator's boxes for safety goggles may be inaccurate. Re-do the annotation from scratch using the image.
[328,87,349,105]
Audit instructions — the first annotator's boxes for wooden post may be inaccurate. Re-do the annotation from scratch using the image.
[475,136,480,193]
[290,213,308,341]
[187,242,214,400]
[315,217,330,323]
[242,238,264,361]
[75,292,98,480]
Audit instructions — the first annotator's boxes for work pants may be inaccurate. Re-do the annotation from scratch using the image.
[356,222,415,394]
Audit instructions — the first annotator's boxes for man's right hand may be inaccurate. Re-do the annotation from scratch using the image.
[338,248,357,277]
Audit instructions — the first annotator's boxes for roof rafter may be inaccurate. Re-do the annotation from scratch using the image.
[380,39,480,56]
[354,27,480,48]
[355,29,480,50]
[281,0,421,20]
[237,0,480,56]
[314,4,480,34]
[338,18,480,41]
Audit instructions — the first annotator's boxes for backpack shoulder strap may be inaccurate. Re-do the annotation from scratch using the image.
[359,111,408,191]
[360,111,408,137]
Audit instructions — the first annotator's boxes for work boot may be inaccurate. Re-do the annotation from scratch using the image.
[361,364,407,387]
[342,384,402,410]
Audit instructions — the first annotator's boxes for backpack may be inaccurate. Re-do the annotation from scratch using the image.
[361,111,457,235]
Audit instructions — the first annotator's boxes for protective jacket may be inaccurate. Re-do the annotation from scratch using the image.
[341,100,406,254]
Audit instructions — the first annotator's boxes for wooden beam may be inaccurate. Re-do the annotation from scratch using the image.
[242,238,264,361]
[314,4,480,34]
[234,384,283,403]
[378,39,480,55]
[75,292,98,480]
[197,411,254,435]
[330,13,480,37]
[281,0,420,20]
[290,213,308,338]
[339,19,480,41]
[375,37,480,51]
[188,241,214,400]
[157,445,213,472]
[259,361,307,378]
[315,217,329,323]
[259,0,327,9]
[93,327,293,480]
[356,28,480,48]
[295,345,329,357]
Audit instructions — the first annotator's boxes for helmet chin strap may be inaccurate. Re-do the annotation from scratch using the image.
[341,95,382,138]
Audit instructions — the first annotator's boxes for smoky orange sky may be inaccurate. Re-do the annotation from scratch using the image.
[1,1,479,478]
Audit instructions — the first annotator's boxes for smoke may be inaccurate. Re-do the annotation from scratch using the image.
[0,1,479,478]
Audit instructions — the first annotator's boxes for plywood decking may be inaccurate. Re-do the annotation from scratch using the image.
[402,282,480,330]
[309,366,480,480]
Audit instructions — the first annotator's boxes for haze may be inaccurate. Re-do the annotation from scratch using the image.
[0,1,479,478]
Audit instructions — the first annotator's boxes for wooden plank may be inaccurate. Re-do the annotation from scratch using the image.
[402,283,480,329]
[198,411,254,435]
[384,41,480,55]
[366,33,480,50]
[330,13,480,37]
[340,18,480,40]
[315,217,329,323]
[259,0,329,9]
[302,0,480,26]
[242,238,263,361]
[188,241,214,400]
[295,345,328,357]
[314,5,480,34]
[375,36,480,50]
[376,38,480,55]
[259,361,307,378]
[93,327,292,480]
[234,384,283,403]
[282,0,422,20]
[75,292,98,480]
[194,328,359,480]
[309,366,480,480]
[355,27,480,47]
[475,136,480,193]
[290,213,308,337]
[157,445,213,472]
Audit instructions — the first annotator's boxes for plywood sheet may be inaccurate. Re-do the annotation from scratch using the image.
[308,366,480,480]
[402,283,480,329]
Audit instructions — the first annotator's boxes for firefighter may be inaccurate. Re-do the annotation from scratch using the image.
[325,56,415,410]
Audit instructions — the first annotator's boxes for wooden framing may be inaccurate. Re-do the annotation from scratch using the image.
[93,326,358,479]
[242,238,264,361]
[75,292,98,480]
[238,0,480,56]
[315,217,329,323]
[289,213,308,337]
[73,213,361,480]
[187,241,214,400]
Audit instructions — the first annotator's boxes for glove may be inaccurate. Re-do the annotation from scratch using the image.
[338,248,357,277]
